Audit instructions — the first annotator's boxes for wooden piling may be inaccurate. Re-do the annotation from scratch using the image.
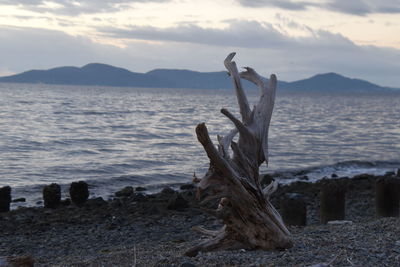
[375,177,400,217]
[69,181,89,206]
[43,183,61,209]
[0,186,11,212]
[280,193,307,226]
[320,181,346,224]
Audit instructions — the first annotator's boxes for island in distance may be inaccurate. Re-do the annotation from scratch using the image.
[0,63,398,93]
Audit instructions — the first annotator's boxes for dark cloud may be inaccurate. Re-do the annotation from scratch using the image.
[0,0,169,15]
[237,0,313,10]
[326,0,370,15]
[375,6,400,14]
[236,0,400,15]
[327,0,400,15]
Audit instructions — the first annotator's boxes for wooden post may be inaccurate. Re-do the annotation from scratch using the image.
[375,177,400,217]
[0,186,11,212]
[320,182,346,223]
[69,181,89,206]
[280,193,307,226]
[43,183,61,209]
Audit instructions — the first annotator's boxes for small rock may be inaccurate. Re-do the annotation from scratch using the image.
[299,175,309,181]
[167,193,189,211]
[132,193,148,202]
[69,181,89,206]
[0,186,12,212]
[180,183,195,190]
[146,204,161,215]
[12,198,26,203]
[180,190,195,202]
[385,171,395,176]
[161,187,176,195]
[111,198,122,208]
[135,186,147,192]
[115,186,134,197]
[180,262,196,267]
[86,197,107,207]
[4,255,35,267]
[327,220,353,225]
[331,173,338,178]
[156,256,168,264]
[352,174,371,180]
[60,198,71,206]
[105,222,118,230]
[43,183,61,209]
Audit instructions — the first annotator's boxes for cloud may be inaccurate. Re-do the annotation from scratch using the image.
[326,0,370,15]
[0,0,169,15]
[0,24,400,88]
[236,0,313,10]
[99,20,357,51]
[324,0,400,15]
[0,26,124,71]
[100,21,291,48]
[236,0,400,15]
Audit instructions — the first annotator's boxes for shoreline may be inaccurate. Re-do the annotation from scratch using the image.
[1,173,400,266]
[5,160,400,209]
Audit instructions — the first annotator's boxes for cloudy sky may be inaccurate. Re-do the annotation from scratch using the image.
[0,0,399,86]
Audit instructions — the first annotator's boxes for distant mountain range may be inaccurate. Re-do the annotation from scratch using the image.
[0,63,398,92]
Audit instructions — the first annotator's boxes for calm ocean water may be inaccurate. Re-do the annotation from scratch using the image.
[1,83,400,206]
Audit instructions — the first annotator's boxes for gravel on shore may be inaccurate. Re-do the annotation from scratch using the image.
[1,174,399,266]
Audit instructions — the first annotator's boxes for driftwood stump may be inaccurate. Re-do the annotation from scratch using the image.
[186,53,292,256]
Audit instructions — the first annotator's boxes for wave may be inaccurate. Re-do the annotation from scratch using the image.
[270,160,400,184]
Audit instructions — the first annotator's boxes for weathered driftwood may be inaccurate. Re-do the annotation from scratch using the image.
[186,53,292,257]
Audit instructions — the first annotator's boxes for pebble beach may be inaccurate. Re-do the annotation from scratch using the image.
[1,173,400,266]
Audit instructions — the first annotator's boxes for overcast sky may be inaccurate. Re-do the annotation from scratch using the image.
[0,0,399,87]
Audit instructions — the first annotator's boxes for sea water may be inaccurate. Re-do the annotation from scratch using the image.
[0,83,399,205]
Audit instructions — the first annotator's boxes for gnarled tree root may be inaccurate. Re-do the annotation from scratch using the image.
[186,53,292,256]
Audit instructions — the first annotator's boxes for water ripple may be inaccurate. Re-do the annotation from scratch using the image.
[0,84,399,205]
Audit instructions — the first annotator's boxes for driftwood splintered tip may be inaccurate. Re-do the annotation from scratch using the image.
[186,53,292,257]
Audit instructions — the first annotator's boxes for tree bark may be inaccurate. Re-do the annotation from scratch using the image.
[186,53,292,257]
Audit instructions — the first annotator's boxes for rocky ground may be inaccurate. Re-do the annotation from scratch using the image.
[0,174,400,266]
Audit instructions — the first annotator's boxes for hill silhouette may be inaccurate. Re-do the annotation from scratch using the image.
[0,63,397,92]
